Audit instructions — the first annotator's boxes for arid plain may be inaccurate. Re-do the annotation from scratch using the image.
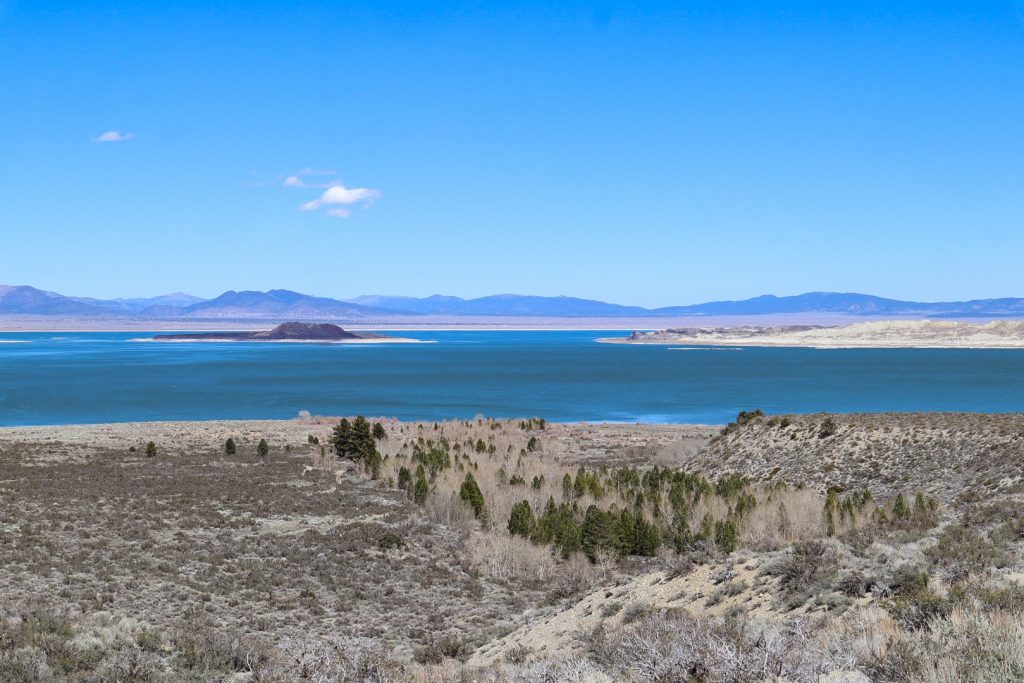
[3,413,1024,681]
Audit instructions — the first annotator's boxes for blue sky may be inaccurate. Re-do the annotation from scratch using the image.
[1,1,1022,306]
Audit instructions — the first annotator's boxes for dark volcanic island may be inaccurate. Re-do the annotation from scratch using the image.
[153,322,414,343]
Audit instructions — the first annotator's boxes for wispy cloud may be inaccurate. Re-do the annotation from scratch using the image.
[281,171,347,190]
[92,130,134,143]
[299,184,381,217]
[277,169,380,218]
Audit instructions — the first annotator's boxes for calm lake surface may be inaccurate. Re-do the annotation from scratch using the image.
[0,330,1022,426]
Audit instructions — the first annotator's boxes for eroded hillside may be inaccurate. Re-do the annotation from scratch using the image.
[693,411,1024,500]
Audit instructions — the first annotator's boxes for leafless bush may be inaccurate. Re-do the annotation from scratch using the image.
[425,491,477,530]
[545,554,596,604]
[264,635,402,682]
[867,607,1024,683]
[592,610,836,682]
[509,655,605,682]
[94,646,163,682]
[770,539,840,608]
[0,647,51,683]
[467,532,557,584]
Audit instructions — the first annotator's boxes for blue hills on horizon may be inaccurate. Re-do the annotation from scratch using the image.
[1,285,1023,320]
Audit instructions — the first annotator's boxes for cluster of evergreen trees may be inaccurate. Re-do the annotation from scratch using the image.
[394,436,462,507]
[224,436,269,457]
[508,498,662,559]
[332,416,385,478]
[506,465,761,561]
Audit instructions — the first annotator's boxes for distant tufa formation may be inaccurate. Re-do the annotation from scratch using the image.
[153,322,386,342]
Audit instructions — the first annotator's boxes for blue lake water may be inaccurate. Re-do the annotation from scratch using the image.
[0,330,1022,426]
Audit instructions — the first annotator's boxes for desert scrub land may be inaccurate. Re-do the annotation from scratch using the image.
[1,413,1024,681]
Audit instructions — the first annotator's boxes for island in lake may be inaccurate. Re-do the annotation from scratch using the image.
[601,319,1024,349]
[152,322,419,343]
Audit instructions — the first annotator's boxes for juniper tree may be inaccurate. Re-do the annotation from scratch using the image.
[824,489,839,536]
[713,520,738,554]
[145,441,157,458]
[366,451,382,479]
[257,439,269,458]
[914,492,927,516]
[352,416,373,457]
[508,500,536,538]
[573,467,586,500]
[372,422,387,441]
[554,506,582,558]
[459,473,487,521]
[397,466,413,494]
[616,509,636,556]
[224,438,236,455]
[581,505,616,561]
[893,493,911,520]
[413,467,429,505]
[332,418,353,458]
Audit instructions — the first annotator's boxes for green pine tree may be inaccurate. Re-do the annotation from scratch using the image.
[413,467,429,505]
[397,466,413,494]
[332,418,353,458]
[581,505,615,561]
[508,500,536,538]
[892,493,910,520]
[459,473,487,520]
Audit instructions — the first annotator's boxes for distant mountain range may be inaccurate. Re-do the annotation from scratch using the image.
[1,285,1023,320]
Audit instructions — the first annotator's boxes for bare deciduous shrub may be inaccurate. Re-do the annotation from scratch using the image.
[267,635,401,682]
[467,533,557,584]
[0,647,51,683]
[95,646,163,683]
[414,634,470,665]
[591,610,835,682]
[926,524,1010,582]
[171,623,271,673]
[867,607,1024,683]
[511,655,605,682]
[425,491,477,530]
[771,540,839,609]
[545,554,596,604]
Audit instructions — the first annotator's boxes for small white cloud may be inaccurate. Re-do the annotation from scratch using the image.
[93,130,134,143]
[299,184,381,217]
[283,175,305,188]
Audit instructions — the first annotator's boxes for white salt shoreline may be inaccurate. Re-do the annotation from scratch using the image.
[599,320,1024,349]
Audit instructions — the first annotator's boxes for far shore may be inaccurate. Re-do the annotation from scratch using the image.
[0,312,992,333]
[0,417,723,439]
[600,319,1024,349]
